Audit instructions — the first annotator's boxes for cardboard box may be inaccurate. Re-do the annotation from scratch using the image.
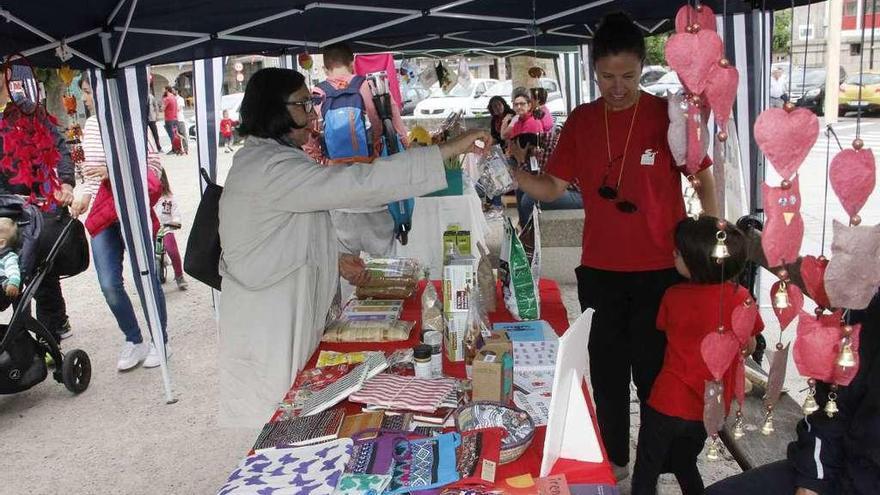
[480,330,511,355]
[443,256,476,313]
[444,312,468,362]
[472,347,514,403]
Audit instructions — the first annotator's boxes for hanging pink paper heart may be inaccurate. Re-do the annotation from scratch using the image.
[793,310,842,382]
[705,62,739,130]
[770,280,803,330]
[665,30,723,95]
[754,108,819,180]
[832,323,861,386]
[829,148,877,218]
[731,300,758,345]
[701,331,740,381]
[675,4,717,33]
[801,255,832,309]
[761,176,805,267]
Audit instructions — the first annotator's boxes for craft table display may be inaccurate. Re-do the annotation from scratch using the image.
[396,191,490,277]
[260,279,616,488]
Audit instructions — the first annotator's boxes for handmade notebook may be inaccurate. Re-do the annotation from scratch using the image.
[253,409,345,451]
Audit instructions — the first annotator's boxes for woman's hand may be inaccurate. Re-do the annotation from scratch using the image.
[69,194,92,218]
[439,129,492,159]
[508,139,529,166]
[339,254,371,286]
[54,184,75,206]
[84,165,110,182]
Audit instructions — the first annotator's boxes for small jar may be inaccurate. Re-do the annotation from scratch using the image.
[422,330,443,377]
[413,344,433,379]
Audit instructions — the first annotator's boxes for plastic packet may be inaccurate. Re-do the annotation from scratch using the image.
[316,350,384,367]
[421,271,445,335]
[355,257,421,299]
[475,145,514,199]
[322,319,415,343]
[476,243,497,313]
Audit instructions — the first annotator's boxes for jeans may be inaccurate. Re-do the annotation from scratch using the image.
[163,120,177,141]
[517,189,583,229]
[163,232,183,279]
[92,223,167,344]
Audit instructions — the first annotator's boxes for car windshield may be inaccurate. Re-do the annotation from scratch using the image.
[431,83,477,97]
[485,80,513,98]
[845,73,880,85]
[655,72,680,84]
[791,69,826,86]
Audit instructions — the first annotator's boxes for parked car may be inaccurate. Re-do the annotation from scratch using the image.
[187,92,245,140]
[467,78,567,118]
[643,71,682,96]
[414,79,498,118]
[838,71,880,115]
[640,65,668,86]
[401,86,431,116]
[792,67,848,115]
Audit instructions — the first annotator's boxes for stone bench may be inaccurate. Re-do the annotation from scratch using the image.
[536,209,584,283]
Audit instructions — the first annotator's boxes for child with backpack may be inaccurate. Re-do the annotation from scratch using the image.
[631,216,763,495]
[312,43,410,257]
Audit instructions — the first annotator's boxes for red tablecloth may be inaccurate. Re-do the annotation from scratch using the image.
[282,279,616,486]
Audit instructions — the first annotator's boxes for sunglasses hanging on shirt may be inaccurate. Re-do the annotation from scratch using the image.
[599,98,640,213]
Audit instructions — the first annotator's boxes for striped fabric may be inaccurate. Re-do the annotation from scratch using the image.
[349,375,457,413]
[558,52,583,112]
[88,66,174,402]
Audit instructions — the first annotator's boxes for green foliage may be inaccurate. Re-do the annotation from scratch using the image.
[645,33,669,66]
[774,10,792,54]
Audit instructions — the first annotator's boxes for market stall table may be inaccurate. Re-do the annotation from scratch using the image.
[265,279,615,488]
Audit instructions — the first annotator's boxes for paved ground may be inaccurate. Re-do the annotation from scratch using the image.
[1,114,876,494]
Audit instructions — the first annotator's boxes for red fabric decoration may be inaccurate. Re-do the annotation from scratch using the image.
[674,4,717,33]
[793,310,842,382]
[770,280,804,331]
[731,299,759,345]
[705,62,739,130]
[700,330,740,381]
[829,148,876,218]
[665,30,723,95]
[0,104,62,210]
[754,108,819,180]
[761,175,805,267]
[801,255,832,309]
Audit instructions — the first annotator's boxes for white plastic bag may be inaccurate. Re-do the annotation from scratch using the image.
[475,145,514,199]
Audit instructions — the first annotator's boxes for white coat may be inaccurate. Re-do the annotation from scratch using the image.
[217,137,447,427]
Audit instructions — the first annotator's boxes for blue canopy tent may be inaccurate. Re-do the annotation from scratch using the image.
[0,0,818,402]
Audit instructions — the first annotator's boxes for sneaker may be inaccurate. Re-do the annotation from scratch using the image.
[175,276,189,291]
[143,342,170,368]
[612,463,630,482]
[56,319,73,340]
[117,341,149,371]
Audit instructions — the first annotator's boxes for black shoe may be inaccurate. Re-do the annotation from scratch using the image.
[55,319,72,340]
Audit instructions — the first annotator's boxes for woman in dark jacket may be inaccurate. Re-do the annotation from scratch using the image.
[487,95,514,149]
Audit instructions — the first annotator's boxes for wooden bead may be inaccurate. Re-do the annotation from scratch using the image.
[776,342,784,350]
[815,306,825,316]
[717,131,728,142]
[853,138,864,150]
[842,325,854,336]
[851,215,862,226]
[719,58,730,68]
[783,102,796,112]
[777,269,789,280]
[781,179,792,190]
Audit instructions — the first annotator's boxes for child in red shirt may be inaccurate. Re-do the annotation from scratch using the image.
[219,109,236,153]
[170,127,185,155]
[632,216,764,495]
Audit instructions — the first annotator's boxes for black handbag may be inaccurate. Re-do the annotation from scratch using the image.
[38,210,89,278]
[184,168,222,290]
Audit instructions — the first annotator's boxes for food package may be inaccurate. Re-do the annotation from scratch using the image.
[475,145,515,199]
[476,243,497,313]
[422,276,445,335]
[355,257,421,299]
[322,318,414,343]
[499,217,540,321]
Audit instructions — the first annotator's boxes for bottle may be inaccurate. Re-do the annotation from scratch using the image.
[422,329,443,377]
[413,344,433,379]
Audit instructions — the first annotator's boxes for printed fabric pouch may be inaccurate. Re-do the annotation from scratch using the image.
[347,429,419,476]
[445,427,505,490]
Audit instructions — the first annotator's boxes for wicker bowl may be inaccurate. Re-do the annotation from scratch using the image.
[454,401,535,464]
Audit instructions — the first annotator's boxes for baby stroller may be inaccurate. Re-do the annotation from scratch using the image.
[0,195,91,395]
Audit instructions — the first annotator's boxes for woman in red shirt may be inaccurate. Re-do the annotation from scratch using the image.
[501,87,543,140]
[512,12,719,479]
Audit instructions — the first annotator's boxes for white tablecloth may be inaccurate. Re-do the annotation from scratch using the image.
[397,190,489,277]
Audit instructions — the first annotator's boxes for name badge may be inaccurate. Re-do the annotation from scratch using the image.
[640,149,657,166]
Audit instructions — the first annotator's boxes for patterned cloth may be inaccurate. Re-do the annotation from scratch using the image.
[252,409,345,450]
[218,439,353,494]
[332,474,391,494]
[349,375,457,413]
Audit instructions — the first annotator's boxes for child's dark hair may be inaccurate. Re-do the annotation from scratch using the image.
[159,168,171,195]
[322,43,355,69]
[591,12,646,63]
[675,216,746,284]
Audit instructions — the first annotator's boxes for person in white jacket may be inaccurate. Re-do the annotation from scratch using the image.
[218,68,487,427]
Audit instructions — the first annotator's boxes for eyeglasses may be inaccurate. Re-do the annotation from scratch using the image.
[286,95,323,113]
[597,155,638,213]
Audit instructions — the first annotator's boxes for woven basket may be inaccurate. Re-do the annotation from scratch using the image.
[454,401,535,464]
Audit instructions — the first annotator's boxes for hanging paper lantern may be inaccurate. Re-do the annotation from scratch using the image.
[58,65,76,87]
[298,52,313,71]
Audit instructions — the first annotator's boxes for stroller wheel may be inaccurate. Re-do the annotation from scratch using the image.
[61,349,91,394]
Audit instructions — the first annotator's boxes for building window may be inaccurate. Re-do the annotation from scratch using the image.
[851,43,862,56]
[799,24,815,40]
[845,0,858,16]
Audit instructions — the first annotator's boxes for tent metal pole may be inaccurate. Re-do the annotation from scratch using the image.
[430,12,533,24]
[538,0,615,24]
[112,0,139,68]
[219,35,319,47]
[217,7,305,37]
[21,28,103,58]
[312,3,418,15]
[119,36,212,68]
[389,35,441,49]
[443,35,495,46]
[432,0,478,12]
[545,27,592,40]
[356,41,392,49]
[493,34,535,46]
[106,0,129,25]
[114,27,209,38]
[321,13,422,47]
[0,8,56,43]
[648,20,668,34]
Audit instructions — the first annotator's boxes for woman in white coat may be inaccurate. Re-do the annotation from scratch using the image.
[218,68,488,427]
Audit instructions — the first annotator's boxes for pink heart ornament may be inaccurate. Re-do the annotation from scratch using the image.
[665,30,723,94]
[801,255,832,309]
[829,148,877,218]
[675,4,717,33]
[793,310,842,382]
[770,280,804,331]
[705,62,739,130]
[701,330,740,381]
[731,300,758,345]
[754,108,819,180]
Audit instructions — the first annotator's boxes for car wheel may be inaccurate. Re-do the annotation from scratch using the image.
[838,107,847,117]
[815,99,824,116]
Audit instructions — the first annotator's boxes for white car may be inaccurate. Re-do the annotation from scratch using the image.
[187,92,245,140]
[643,71,682,97]
[414,79,498,118]
[468,78,567,119]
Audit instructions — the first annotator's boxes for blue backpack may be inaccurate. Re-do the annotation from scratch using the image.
[318,76,371,162]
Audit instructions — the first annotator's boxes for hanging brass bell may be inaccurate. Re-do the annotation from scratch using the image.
[802,393,820,415]
[837,339,857,368]
[711,231,730,260]
[761,414,775,435]
[825,395,839,418]
[733,414,745,439]
[773,282,790,309]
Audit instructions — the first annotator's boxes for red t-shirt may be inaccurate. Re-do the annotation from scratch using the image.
[545,92,703,271]
[163,95,178,121]
[220,118,235,138]
[648,283,764,421]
